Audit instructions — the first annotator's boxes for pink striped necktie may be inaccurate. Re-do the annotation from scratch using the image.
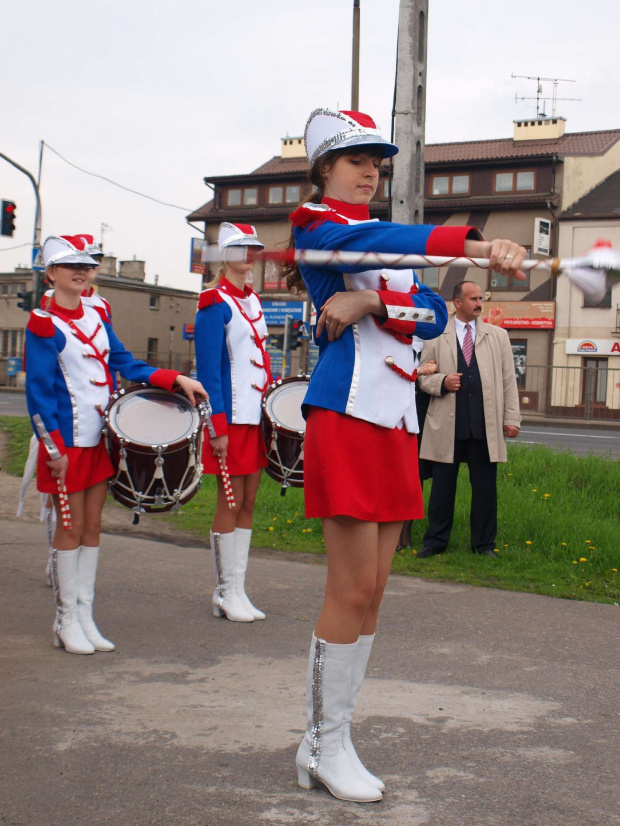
[462,323,473,366]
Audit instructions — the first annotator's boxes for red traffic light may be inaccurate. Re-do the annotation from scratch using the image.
[1,200,17,237]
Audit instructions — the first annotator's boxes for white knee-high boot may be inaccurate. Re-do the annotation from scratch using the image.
[296,635,382,803]
[211,531,254,622]
[77,546,115,651]
[343,634,384,790]
[234,527,265,620]
[51,549,95,655]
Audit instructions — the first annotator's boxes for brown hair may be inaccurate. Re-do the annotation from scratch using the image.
[452,280,478,301]
[281,146,387,292]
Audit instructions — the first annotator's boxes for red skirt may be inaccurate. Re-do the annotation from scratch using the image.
[304,408,423,522]
[202,423,267,477]
[37,438,114,495]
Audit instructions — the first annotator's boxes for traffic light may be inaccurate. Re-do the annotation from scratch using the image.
[290,320,304,350]
[1,201,17,237]
[17,290,33,312]
[269,333,285,350]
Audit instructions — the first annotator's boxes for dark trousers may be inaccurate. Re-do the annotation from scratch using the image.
[423,437,497,552]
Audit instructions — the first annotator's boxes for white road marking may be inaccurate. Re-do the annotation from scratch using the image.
[520,430,616,440]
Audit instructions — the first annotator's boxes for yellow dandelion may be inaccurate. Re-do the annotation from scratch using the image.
[525,540,532,545]
[272,516,278,521]
[532,489,537,492]
[544,493,551,499]
[561,542,567,546]
[268,526,274,532]
[572,560,578,564]
[307,528,312,533]
[294,512,299,516]
[612,569,618,573]
[504,544,509,547]
[286,519,292,524]
[585,539,591,543]
[494,549,499,553]
[579,557,587,562]
[508,473,513,476]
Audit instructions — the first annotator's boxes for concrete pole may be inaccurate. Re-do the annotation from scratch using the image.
[351,0,361,110]
[391,0,428,225]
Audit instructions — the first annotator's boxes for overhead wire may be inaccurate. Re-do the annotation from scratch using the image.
[43,142,194,212]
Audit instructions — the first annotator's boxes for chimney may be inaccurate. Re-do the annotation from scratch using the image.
[280,136,306,158]
[119,260,146,281]
[513,117,566,141]
[98,255,117,276]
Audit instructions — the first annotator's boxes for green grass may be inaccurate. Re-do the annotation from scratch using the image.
[2,414,618,604]
[0,416,36,476]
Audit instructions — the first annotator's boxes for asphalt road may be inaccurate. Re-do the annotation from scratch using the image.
[517,423,620,459]
[1,508,619,826]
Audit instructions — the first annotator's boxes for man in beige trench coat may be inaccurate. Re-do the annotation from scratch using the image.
[416,281,521,557]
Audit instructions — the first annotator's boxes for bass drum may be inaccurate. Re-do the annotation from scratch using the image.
[261,376,310,493]
[104,384,205,516]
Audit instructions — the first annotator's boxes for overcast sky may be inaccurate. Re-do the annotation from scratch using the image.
[1,0,618,291]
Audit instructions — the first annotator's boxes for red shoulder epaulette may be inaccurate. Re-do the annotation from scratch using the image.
[94,305,112,325]
[289,203,349,232]
[198,290,224,311]
[27,310,56,338]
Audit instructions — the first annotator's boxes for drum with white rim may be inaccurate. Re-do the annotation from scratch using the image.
[261,375,310,493]
[104,384,206,518]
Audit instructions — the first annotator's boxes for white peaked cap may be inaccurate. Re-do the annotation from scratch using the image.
[218,222,264,251]
[304,108,399,165]
[42,236,98,267]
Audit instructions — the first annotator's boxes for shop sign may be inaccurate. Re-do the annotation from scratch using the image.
[565,339,620,355]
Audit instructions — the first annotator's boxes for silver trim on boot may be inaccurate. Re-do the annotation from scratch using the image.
[212,530,225,613]
[50,547,62,639]
[308,636,326,777]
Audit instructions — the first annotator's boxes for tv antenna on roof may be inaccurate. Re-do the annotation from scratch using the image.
[511,74,581,119]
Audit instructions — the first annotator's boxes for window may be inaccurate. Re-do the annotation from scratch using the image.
[511,340,527,388]
[227,189,242,207]
[243,188,258,206]
[516,171,535,191]
[584,282,612,308]
[268,186,283,204]
[0,329,23,357]
[419,267,439,289]
[285,185,300,204]
[147,338,158,362]
[1,284,7,295]
[430,174,470,197]
[149,295,160,310]
[263,260,285,291]
[494,170,536,193]
[489,246,531,291]
[226,187,259,206]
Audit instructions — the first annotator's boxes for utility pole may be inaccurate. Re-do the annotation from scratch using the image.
[351,0,361,110]
[391,0,428,225]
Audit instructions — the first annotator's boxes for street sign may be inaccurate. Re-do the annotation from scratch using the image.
[32,247,45,271]
[262,300,304,326]
[190,238,209,275]
[183,323,195,340]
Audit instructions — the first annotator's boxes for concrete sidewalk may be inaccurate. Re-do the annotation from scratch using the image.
[1,513,618,825]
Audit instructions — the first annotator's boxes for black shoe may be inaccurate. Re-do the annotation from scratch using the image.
[473,548,498,557]
[417,547,444,558]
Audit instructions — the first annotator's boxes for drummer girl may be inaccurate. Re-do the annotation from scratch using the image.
[194,222,271,623]
[25,235,207,655]
[285,109,527,802]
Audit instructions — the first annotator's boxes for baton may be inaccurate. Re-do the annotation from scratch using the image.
[203,241,620,279]
[32,414,72,531]
[200,401,236,510]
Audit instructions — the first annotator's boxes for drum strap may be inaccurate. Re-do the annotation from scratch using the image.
[222,291,274,390]
[49,305,114,393]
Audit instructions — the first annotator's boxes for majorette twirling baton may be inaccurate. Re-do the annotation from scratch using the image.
[207,241,620,302]
[199,401,236,510]
[32,414,72,531]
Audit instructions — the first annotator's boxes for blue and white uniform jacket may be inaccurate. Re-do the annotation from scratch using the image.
[25,301,179,455]
[292,199,481,433]
[195,277,272,437]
